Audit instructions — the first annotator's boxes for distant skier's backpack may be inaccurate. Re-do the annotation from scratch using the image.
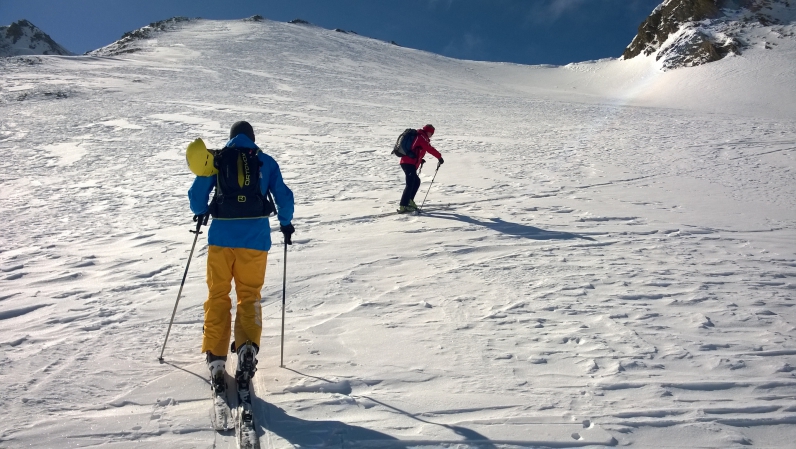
[392,128,418,158]
[208,146,276,219]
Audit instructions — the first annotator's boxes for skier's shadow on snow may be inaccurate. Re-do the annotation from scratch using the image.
[421,211,594,241]
[254,369,498,448]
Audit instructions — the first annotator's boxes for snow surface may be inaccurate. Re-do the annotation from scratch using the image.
[1,17,795,448]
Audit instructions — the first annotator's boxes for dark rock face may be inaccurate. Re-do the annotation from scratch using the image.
[622,0,791,69]
[622,0,719,59]
[0,19,72,57]
[655,29,739,67]
[624,0,751,59]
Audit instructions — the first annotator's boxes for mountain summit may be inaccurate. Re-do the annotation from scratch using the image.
[88,17,194,57]
[623,0,796,69]
[0,19,72,57]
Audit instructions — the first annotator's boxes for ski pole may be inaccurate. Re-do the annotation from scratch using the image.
[280,240,288,368]
[418,161,441,212]
[158,214,207,362]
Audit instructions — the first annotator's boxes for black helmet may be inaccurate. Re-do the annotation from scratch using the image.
[230,121,255,142]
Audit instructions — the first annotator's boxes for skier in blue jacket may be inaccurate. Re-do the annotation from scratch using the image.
[188,121,294,393]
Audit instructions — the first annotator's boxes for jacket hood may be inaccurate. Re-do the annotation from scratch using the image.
[225,134,259,149]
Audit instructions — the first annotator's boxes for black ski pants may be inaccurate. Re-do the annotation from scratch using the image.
[400,163,421,207]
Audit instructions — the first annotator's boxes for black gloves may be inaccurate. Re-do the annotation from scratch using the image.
[280,224,295,245]
[191,214,209,233]
[438,157,444,165]
[193,214,209,226]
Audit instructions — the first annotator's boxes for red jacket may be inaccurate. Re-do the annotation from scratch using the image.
[400,130,442,169]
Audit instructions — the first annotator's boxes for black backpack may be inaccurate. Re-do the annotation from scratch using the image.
[208,146,276,219]
[392,128,418,158]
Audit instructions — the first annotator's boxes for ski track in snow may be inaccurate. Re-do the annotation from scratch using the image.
[0,18,795,448]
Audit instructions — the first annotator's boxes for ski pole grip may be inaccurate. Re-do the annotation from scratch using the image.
[192,214,207,234]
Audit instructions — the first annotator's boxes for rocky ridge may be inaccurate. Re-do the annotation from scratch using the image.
[90,16,325,57]
[89,16,397,58]
[0,20,72,57]
[623,0,795,69]
[88,17,195,57]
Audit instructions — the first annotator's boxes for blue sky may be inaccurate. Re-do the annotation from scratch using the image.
[1,0,661,65]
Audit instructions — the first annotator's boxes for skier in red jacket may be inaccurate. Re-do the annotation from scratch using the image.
[398,124,444,213]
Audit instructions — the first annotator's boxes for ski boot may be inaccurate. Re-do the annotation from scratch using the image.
[397,204,418,214]
[235,341,258,428]
[235,341,258,385]
[206,352,227,394]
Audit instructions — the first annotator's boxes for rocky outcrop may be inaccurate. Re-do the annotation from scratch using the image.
[0,20,72,57]
[654,28,740,67]
[88,17,193,56]
[623,0,743,59]
[623,0,794,69]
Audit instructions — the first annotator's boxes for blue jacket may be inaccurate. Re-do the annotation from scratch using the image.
[188,135,294,252]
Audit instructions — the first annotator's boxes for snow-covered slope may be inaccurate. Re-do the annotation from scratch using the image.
[623,0,796,70]
[1,17,795,448]
[0,20,72,57]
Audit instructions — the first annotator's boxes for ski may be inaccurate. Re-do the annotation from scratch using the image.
[235,379,260,449]
[210,368,234,431]
[396,208,423,215]
[235,342,260,449]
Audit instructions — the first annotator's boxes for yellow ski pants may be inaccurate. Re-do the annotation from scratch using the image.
[202,245,267,357]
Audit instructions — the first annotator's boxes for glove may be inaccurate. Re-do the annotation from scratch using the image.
[193,214,209,226]
[280,224,295,245]
[438,157,444,165]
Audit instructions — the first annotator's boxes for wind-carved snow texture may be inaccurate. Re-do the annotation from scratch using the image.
[1,17,795,449]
